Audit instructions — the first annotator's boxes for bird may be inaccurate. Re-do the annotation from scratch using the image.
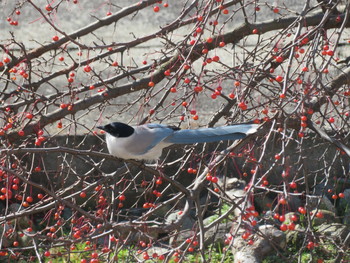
[97,122,259,161]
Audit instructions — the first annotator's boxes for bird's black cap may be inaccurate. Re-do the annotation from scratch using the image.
[97,122,135,137]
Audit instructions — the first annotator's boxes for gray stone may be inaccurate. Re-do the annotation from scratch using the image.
[307,195,336,214]
[338,189,350,224]
[0,223,16,247]
[204,222,232,247]
[311,209,339,226]
[258,225,287,250]
[136,247,168,260]
[218,177,246,190]
[254,194,274,213]
[231,224,286,263]
[234,251,260,263]
[286,224,305,245]
[165,210,195,231]
[316,223,350,241]
[8,203,32,229]
[169,229,194,247]
[226,189,252,217]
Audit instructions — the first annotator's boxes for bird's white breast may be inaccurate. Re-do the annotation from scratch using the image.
[105,128,171,161]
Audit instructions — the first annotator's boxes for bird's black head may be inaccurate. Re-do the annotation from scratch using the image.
[97,122,135,137]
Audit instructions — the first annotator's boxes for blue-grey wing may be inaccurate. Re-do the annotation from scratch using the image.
[137,124,175,154]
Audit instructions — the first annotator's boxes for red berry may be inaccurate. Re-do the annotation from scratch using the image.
[289,182,297,189]
[211,177,218,183]
[194,86,203,92]
[307,241,315,250]
[315,211,324,218]
[45,5,53,11]
[275,56,283,63]
[222,9,229,14]
[83,65,91,72]
[288,223,296,230]
[291,214,298,222]
[298,207,306,214]
[280,224,287,231]
[228,93,235,99]
[327,50,334,56]
[212,55,220,62]
[275,75,283,82]
[206,37,213,43]
[3,57,10,63]
[242,232,250,240]
[238,102,247,110]
[328,117,335,123]
[279,198,287,205]
[153,6,160,12]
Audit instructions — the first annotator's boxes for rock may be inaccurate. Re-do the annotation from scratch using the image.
[234,251,260,263]
[231,224,286,263]
[316,223,350,242]
[226,189,252,217]
[338,189,350,224]
[18,232,32,246]
[286,224,305,248]
[153,204,174,219]
[204,222,232,247]
[218,177,246,190]
[306,195,336,213]
[286,195,302,211]
[167,210,196,246]
[311,209,339,226]
[0,223,16,247]
[165,210,195,230]
[136,247,168,261]
[203,215,217,226]
[253,193,274,213]
[283,212,298,225]
[258,224,287,250]
[8,203,32,229]
[169,229,194,247]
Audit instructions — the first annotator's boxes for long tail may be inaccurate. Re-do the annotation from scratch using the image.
[165,123,259,144]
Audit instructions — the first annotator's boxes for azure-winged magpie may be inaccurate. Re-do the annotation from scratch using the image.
[97,122,259,161]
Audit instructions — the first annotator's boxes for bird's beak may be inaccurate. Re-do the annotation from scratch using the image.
[97,126,105,130]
